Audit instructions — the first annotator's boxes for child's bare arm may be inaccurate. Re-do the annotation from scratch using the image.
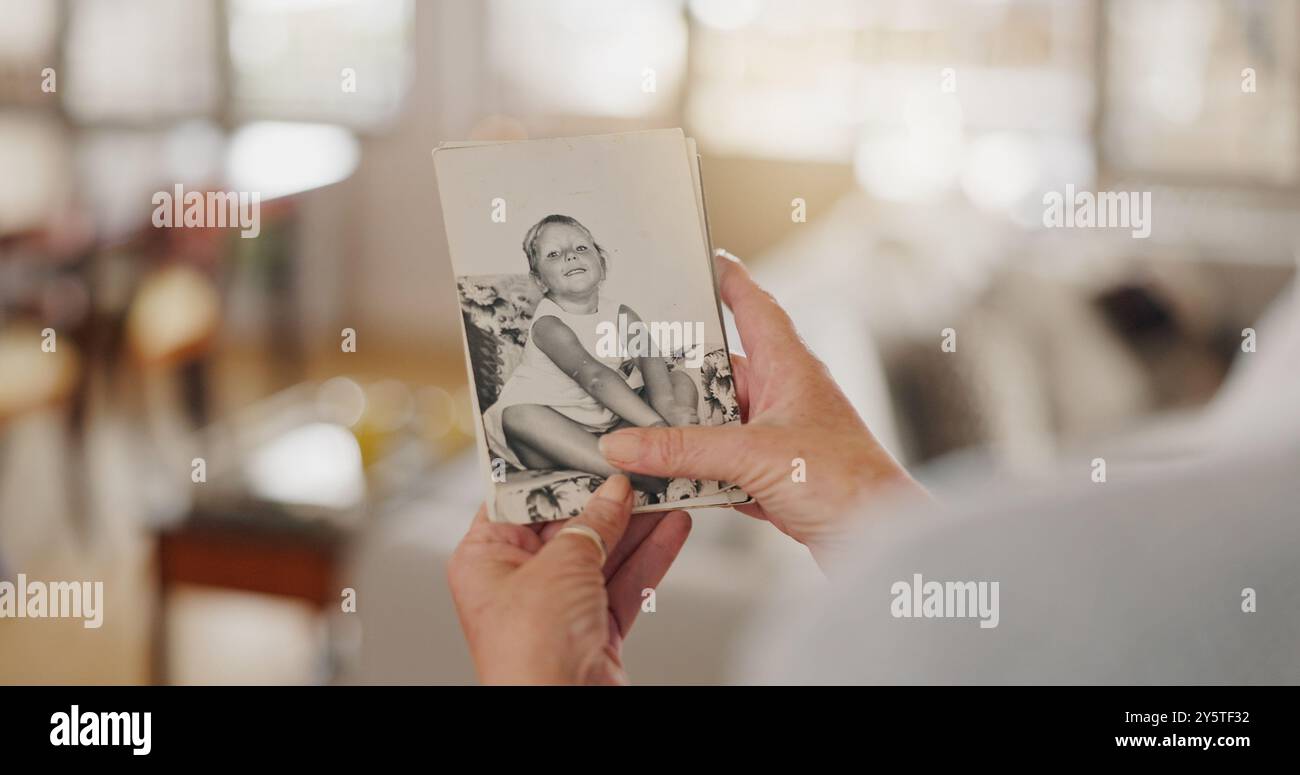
[532,315,666,427]
[619,304,675,405]
[621,305,697,426]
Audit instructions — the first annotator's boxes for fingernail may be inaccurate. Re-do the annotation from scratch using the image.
[598,431,641,465]
[595,473,631,502]
[713,248,741,263]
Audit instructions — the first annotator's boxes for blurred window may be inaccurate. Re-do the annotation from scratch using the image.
[0,0,59,63]
[685,0,1097,161]
[57,0,413,131]
[227,0,414,130]
[485,0,688,120]
[684,0,1098,211]
[1103,0,1299,185]
[0,0,59,104]
[64,0,221,123]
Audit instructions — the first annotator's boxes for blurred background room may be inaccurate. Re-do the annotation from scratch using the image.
[1,0,1298,684]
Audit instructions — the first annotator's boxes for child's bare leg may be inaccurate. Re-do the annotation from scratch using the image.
[509,436,561,470]
[502,404,667,493]
[669,370,699,417]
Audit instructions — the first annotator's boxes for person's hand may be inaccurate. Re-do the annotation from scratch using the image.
[653,397,699,428]
[448,475,692,684]
[598,251,925,571]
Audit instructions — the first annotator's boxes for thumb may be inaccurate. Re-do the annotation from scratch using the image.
[599,424,757,483]
[536,474,634,569]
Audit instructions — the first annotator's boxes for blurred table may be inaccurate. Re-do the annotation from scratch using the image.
[148,379,447,683]
[153,497,350,684]
[149,384,368,684]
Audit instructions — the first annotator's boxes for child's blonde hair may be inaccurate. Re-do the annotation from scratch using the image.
[521,214,608,278]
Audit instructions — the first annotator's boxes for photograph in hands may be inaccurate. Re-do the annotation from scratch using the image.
[434,130,749,523]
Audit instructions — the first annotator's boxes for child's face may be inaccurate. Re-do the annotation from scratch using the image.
[533,222,603,297]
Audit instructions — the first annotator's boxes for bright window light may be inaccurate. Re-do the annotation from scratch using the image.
[225,121,360,200]
[64,0,219,123]
[487,0,688,119]
[227,0,414,129]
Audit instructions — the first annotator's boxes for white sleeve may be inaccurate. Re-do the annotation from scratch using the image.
[735,441,1300,684]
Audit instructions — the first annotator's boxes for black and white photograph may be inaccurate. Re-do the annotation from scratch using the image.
[435,131,745,523]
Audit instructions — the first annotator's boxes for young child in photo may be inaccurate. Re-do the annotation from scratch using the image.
[482,214,699,493]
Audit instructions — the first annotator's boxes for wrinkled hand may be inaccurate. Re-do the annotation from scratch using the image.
[449,475,692,684]
[598,251,925,571]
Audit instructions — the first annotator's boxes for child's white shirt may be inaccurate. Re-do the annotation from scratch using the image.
[483,294,643,468]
